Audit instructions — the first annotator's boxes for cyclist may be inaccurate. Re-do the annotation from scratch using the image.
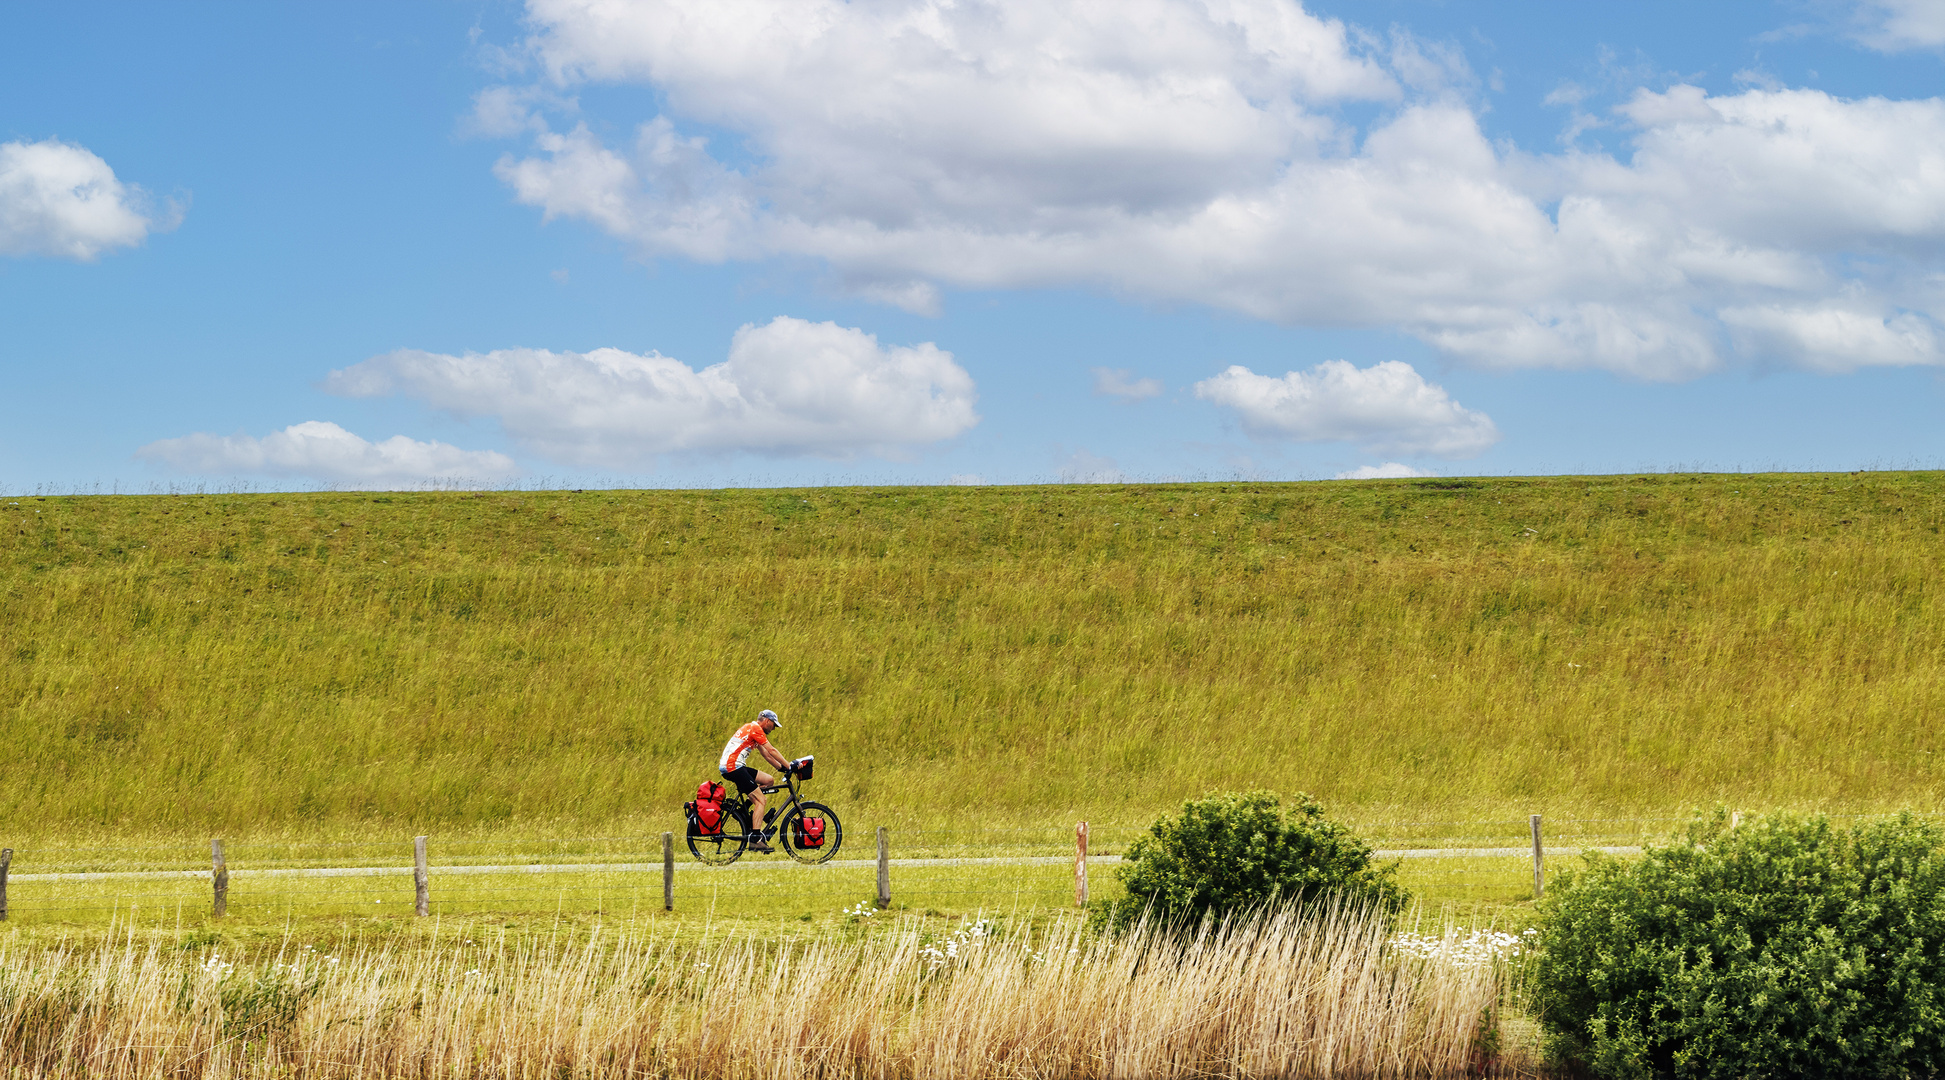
[719,708,791,853]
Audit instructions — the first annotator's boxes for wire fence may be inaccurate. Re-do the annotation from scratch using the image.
[4,812,1929,924]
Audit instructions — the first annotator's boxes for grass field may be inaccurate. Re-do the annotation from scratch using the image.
[5,472,1942,858]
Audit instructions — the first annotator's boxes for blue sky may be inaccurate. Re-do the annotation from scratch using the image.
[4,0,1943,491]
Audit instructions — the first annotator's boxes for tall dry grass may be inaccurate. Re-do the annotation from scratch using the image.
[0,908,1510,1079]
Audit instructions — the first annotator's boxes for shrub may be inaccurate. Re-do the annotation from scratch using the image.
[1531,809,1945,1080]
[1095,790,1406,931]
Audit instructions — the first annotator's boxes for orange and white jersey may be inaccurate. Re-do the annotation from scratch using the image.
[719,721,771,771]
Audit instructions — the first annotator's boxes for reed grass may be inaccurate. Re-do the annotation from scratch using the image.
[0,906,1515,1078]
[5,473,1942,848]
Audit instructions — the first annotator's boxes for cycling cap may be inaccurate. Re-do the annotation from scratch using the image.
[759,709,781,726]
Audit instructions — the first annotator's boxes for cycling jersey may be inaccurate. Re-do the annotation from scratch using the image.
[719,721,771,772]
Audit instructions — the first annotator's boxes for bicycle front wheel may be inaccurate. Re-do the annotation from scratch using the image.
[781,801,843,864]
[688,806,750,866]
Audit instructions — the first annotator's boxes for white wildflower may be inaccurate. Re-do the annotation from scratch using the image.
[1388,928,1528,969]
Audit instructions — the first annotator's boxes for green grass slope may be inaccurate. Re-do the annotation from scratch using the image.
[4,474,1942,843]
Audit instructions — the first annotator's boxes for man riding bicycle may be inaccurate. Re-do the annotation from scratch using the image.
[720,709,791,853]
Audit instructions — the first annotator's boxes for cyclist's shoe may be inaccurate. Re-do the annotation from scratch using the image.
[748,838,776,853]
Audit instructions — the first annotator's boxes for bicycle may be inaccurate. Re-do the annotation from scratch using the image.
[687,756,843,866]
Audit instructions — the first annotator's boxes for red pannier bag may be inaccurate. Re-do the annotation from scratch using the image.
[797,817,826,848]
[687,781,727,835]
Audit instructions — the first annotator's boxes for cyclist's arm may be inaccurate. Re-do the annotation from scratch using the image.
[759,742,789,771]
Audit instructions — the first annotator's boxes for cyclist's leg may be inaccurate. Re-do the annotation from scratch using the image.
[724,766,775,850]
[749,771,776,833]
[724,766,759,829]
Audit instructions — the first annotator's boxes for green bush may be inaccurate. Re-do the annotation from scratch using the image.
[1531,810,1945,1080]
[1095,790,1406,931]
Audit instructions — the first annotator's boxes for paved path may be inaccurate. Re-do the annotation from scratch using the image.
[1377,846,1641,859]
[9,847,1641,883]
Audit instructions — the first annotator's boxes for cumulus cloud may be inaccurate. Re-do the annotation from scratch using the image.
[494,119,753,263]
[325,316,978,467]
[1719,296,1942,372]
[137,422,518,489]
[1335,462,1437,480]
[499,0,1390,261]
[484,0,1945,379]
[0,138,169,260]
[1194,360,1500,458]
[1092,367,1164,401]
[1849,0,1945,51]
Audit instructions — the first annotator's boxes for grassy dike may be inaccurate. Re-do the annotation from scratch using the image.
[4,473,1943,848]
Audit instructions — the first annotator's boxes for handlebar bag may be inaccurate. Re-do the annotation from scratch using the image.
[797,817,826,847]
[791,756,815,781]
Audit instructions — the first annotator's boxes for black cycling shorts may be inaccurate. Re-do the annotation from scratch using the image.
[721,765,760,794]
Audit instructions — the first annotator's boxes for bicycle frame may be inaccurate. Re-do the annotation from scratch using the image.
[728,768,805,840]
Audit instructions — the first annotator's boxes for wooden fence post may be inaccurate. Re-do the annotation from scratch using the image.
[662,832,674,912]
[1075,821,1089,908]
[876,827,890,910]
[413,836,430,917]
[212,839,228,918]
[1530,815,1544,901]
[0,848,11,921]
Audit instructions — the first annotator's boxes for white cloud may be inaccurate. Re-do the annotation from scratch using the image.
[500,0,1391,262]
[486,0,1945,379]
[1194,359,1500,457]
[1057,449,1127,483]
[1849,0,1945,51]
[1543,82,1588,108]
[850,280,943,317]
[1092,367,1164,401]
[1732,67,1784,92]
[1719,296,1942,372]
[137,422,518,489]
[1335,462,1437,480]
[465,84,576,138]
[494,120,753,262]
[325,316,978,467]
[0,139,168,260]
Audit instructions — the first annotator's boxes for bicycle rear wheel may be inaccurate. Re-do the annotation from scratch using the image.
[781,801,843,864]
[688,805,750,866]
